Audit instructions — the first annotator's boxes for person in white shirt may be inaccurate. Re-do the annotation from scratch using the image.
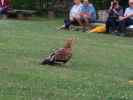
[69,0,82,24]
[64,0,82,29]
[118,0,133,34]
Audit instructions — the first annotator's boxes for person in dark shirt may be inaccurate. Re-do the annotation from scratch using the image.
[0,0,11,15]
[106,0,123,34]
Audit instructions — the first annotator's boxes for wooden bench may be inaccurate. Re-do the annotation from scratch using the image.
[7,9,36,19]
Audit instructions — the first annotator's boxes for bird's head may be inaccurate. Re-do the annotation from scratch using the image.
[64,37,76,49]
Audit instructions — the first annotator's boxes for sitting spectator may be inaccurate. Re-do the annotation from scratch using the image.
[79,0,96,31]
[64,0,82,29]
[118,0,133,35]
[0,0,11,15]
[69,0,82,25]
[106,0,123,34]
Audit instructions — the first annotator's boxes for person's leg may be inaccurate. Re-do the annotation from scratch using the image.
[106,18,116,33]
[118,18,133,32]
[83,16,89,26]
[118,18,133,36]
[118,20,126,33]
[126,18,133,26]
[64,19,71,29]
[106,18,111,33]
[74,16,83,26]
[115,21,120,31]
[0,7,5,15]
[112,20,119,31]
[82,16,90,32]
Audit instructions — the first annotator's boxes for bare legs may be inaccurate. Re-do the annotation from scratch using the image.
[75,15,90,32]
[74,16,83,26]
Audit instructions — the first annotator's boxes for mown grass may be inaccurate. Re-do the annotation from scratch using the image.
[0,19,133,100]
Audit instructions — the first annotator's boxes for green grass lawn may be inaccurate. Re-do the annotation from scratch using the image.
[0,19,133,100]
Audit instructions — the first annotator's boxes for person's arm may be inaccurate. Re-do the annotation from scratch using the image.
[69,6,74,21]
[119,8,133,21]
[75,5,82,18]
[118,8,124,16]
[112,7,123,16]
[108,1,114,13]
[79,5,88,16]
[89,5,96,20]
[120,14,133,20]
[79,6,82,14]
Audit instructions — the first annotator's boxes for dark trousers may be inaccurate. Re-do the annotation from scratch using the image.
[106,17,119,33]
[118,18,133,33]
[0,7,7,15]
[64,19,80,29]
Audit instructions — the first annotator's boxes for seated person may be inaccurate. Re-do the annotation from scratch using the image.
[64,0,82,29]
[78,0,96,31]
[106,0,123,34]
[0,0,11,15]
[118,0,133,34]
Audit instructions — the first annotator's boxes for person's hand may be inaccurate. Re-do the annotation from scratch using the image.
[113,9,117,13]
[123,13,133,19]
[128,13,133,17]
[111,1,114,6]
[70,16,74,21]
[119,16,125,21]
[75,14,80,19]
[109,1,115,10]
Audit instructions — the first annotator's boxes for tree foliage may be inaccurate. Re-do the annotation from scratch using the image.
[12,0,36,9]
[11,0,128,10]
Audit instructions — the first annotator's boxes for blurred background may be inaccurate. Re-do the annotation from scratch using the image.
[11,0,128,17]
